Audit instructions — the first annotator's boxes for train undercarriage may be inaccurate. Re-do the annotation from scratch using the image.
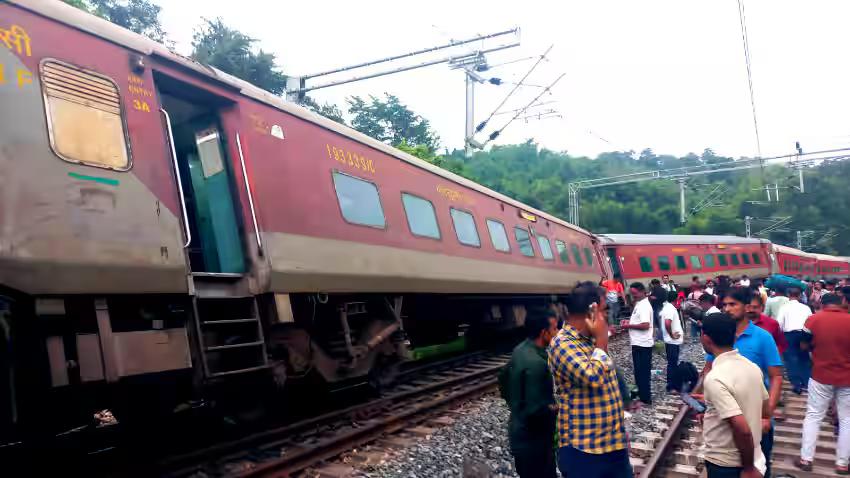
[0,285,547,449]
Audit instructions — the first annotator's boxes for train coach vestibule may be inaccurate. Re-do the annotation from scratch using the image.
[156,74,246,274]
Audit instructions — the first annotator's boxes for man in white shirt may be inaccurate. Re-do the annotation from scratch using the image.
[660,290,684,393]
[776,287,813,394]
[764,286,789,319]
[661,275,677,292]
[621,282,654,405]
[700,294,721,315]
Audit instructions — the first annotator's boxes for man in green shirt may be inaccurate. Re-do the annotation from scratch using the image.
[499,309,558,478]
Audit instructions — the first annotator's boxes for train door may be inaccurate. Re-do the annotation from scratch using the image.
[154,74,246,274]
[606,247,623,278]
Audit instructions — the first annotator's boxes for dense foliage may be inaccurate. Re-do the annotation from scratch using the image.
[63,0,166,42]
[446,143,850,255]
[191,18,287,95]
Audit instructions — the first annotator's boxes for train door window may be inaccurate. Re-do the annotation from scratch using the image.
[583,248,594,266]
[690,255,702,269]
[333,172,386,228]
[752,253,761,264]
[639,256,653,272]
[704,254,716,268]
[742,253,751,265]
[657,256,671,271]
[450,208,480,247]
[718,254,728,266]
[730,254,740,266]
[40,60,131,170]
[675,255,688,270]
[536,235,554,261]
[486,219,510,252]
[571,244,584,266]
[514,227,535,257]
[556,240,570,264]
[401,193,440,239]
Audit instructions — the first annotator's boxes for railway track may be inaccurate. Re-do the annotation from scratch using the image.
[631,384,843,478]
[159,352,510,477]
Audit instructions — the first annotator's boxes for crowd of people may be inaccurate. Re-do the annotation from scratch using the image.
[499,273,850,478]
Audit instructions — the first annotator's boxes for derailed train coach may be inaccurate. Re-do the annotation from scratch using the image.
[601,234,850,286]
[0,1,608,438]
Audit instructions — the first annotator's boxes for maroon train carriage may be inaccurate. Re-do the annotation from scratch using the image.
[0,1,608,439]
[600,234,773,286]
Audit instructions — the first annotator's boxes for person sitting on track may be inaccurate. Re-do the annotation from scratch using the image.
[795,293,850,474]
[498,309,559,478]
[548,282,630,478]
[699,312,770,478]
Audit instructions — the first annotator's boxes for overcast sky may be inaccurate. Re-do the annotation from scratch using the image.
[155,0,850,159]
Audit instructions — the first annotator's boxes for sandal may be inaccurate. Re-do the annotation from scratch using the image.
[837,464,849,475]
[795,459,813,472]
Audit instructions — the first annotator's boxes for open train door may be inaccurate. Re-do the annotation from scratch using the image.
[153,73,247,275]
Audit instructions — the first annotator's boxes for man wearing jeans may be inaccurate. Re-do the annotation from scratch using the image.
[796,293,850,474]
[621,282,654,405]
[601,275,625,325]
[776,287,813,394]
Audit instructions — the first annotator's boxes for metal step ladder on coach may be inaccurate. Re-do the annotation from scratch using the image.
[189,273,269,378]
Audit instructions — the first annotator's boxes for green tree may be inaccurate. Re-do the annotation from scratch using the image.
[63,0,167,42]
[191,18,286,94]
[347,94,439,153]
[302,97,346,125]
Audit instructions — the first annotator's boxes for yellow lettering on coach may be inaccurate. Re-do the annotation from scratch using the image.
[16,68,32,88]
[0,24,32,58]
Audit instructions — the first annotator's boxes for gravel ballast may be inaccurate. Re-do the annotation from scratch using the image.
[360,332,705,477]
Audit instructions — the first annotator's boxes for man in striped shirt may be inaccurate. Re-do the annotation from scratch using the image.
[548,282,631,478]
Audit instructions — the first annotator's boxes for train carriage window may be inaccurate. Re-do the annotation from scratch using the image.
[730,254,740,266]
[742,253,751,265]
[555,240,570,264]
[332,171,386,228]
[704,254,716,268]
[752,253,761,264]
[675,255,688,270]
[514,227,535,257]
[783,260,789,270]
[571,244,584,266]
[718,254,728,266]
[690,255,702,269]
[537,235,554,261]
[40,60,131,170]
[657,256,671,271]
[584,248,594,267]
[639,256,653,273]
[486,219,511,252]
[450,208,481,247]
[401,193,440,239]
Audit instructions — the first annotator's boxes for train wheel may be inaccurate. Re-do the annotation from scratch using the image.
[367,355,400,394]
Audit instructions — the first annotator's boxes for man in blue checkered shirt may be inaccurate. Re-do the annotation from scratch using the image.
[548,282,632,478]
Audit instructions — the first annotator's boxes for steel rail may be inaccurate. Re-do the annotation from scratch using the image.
[640,377,704,477]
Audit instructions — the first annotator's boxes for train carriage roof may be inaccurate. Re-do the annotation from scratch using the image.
[598,234,770,246]
[12,0,593,237]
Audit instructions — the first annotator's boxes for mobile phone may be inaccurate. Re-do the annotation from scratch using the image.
[681,393,706,413]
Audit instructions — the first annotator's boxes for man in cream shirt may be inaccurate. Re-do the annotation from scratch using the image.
[699,312,769,478]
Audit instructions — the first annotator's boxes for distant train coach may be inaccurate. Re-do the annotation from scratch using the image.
[600,234,773,284]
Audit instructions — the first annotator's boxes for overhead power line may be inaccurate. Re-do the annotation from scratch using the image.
[474,45,554,135]
[736,0,762,160]
[480,72,566,147]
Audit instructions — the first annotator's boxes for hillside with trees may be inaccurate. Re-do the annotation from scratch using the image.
[63,0,850,255]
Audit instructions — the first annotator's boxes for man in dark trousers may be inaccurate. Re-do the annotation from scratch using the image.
[499,309,558,478]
